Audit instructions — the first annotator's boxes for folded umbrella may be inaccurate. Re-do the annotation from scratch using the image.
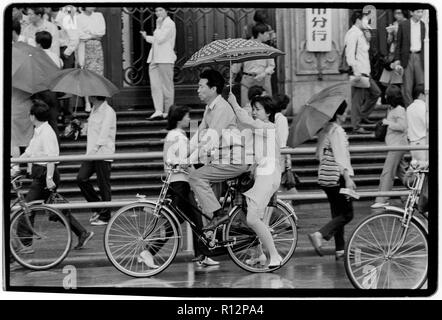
[288,83,349,148]
[47,68,119,97]
[12,42,59,94]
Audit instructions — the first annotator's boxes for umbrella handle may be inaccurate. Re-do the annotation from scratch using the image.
[73,95,79,116]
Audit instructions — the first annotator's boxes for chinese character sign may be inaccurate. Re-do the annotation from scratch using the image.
[306,8,332,52]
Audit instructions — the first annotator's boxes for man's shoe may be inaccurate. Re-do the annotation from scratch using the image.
[308,232,324,256]
[203,214,230,231]
[371,202,389,209]
[147,111,163,120]
[192,254,205,263]
[351,127,370,134]
[198,257,220,267]
[91,219,108,226]
[137,250,159,269]
[74,231,94,250]
[360,118,375,124]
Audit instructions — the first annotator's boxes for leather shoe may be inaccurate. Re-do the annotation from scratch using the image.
[308,232,324,256]
[203,214,230,231]
[351,127,370,134]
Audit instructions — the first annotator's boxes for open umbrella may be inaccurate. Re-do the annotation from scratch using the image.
[287,83,348,148]
[183,38,284,89]
[12,42,59,94]
[47,68,119,97]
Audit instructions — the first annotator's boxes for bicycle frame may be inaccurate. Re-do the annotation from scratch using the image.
[383,168,428,254]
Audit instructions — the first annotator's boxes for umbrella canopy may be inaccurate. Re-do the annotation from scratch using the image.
[12,42,59,94]
[287,83,348,148]
[183,38,284,68]
[47,68,119,97]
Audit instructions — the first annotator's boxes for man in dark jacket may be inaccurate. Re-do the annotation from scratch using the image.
[393,8,426,107]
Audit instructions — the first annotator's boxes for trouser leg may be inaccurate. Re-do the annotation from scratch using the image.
[360,79,381,119]
[149,63,164,113]
[94,161,112,220]
[375,150,406,203]
[159,63,175,114]
[351,86,364,129]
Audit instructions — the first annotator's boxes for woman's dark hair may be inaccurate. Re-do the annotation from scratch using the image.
[272,94,290,113]
[385,85,404,108]
[394,9,409,20]
[35,31,52,49]
[330,100,348,122]
[90,96,106,101]
[167,105,190,130]
[199,69,225,94]
[412,84,425,100]
[247,85,265,101]
[30,99,50,122]
[250,95,276,123]
[252,23,270,38]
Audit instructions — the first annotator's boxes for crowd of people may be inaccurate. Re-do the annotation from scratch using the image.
[10,6,428,270]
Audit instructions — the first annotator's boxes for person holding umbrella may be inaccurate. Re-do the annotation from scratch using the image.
[308,100,357,261]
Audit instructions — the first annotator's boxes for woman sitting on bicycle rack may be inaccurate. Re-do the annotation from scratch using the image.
[137,105,220,268]
[227,93,283,268]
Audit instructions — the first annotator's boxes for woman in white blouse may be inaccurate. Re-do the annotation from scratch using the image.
[308,101,357,261]
[77,7,106,111]
[228,93,283,269]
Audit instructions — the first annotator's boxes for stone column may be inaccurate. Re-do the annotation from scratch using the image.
[276,8,350,114]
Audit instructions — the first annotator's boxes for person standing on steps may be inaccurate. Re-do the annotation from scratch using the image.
[141,7,177,120]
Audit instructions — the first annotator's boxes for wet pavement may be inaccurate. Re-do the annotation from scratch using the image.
[7,200,411,290]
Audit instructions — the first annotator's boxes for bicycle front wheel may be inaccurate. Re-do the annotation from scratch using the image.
[10,205,72,270]
[104,203,180,277]
[345,211,428,289]
[224,203,298,273]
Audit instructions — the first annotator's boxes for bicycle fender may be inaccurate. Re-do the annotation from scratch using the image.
[383,205,428,234]
[276,199,299,223]
[137,200,184,251]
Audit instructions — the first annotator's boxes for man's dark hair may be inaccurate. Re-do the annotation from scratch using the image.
[30,99,50,122]
[330,100,348,122]
[250,95,276,123]
[386,85,404,108]
[350,10,364,25]
[273,94,290,113]
[12,18,21,36]
[247,85,265,101]
[413,84,425,100]
[199,69,225,94]
[35,31,52,49]
[167,105,190,130]
[408,7,423,13]
[253,10,268,24]
[90,96,107,101]
[252,23,270,39]
[394,9,409,19]
[27,7,45,17]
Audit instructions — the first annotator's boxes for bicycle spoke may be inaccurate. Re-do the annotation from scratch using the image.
[354,234,386,253]
[366,223,387,253]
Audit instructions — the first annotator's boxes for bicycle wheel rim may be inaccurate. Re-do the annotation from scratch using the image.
[104,203,180,277]
[10,206,72,270]
[225,204,298,273]
[345,212,428,289]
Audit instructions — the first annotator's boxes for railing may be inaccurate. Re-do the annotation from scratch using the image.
[10,144,429,254]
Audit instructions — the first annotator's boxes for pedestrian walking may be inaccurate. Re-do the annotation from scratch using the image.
[77,7,106,112]
[16,99,94,250]
[345,10,381,134]
[227,93,283,268]
[371,85,409,208]
[308,101,356,261]
[406,84,428,162]
[76,96,116,226]
[393,8,426,107]
[231,23,275,108]
[141,7,177,120]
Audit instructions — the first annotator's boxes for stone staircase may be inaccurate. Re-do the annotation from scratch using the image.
[15,103,409,206]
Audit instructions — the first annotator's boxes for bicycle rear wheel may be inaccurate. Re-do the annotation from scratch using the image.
[345,211,428,289]
[10,205,72,270]
[104,203,180,277]
[224,202,298,273]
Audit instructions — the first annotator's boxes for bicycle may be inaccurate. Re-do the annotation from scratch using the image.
[104,165,298,277]
[9,175,72,270]
[344,161,429,289]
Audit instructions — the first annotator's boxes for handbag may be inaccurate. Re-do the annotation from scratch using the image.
[338,40,358,74]
[46,191,71,221]
[281,168,298,190]
[318,144,341,187]
[374,94,391,142]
